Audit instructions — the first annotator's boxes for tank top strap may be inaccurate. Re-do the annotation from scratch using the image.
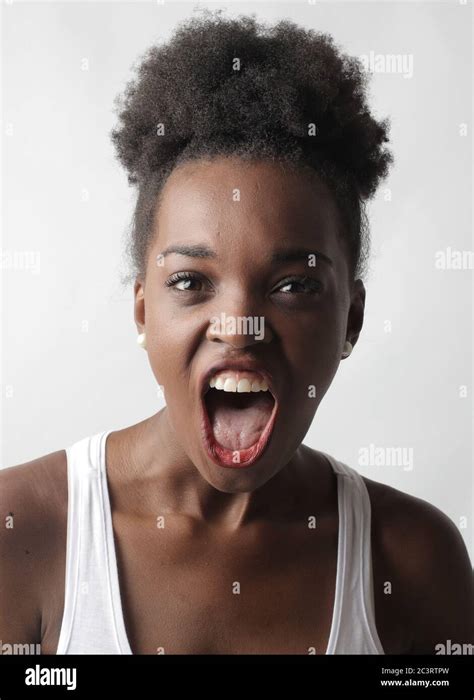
[323,453,385,654]
[56,430,127,654]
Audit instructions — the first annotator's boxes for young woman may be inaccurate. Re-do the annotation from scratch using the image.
[1,12,472,655]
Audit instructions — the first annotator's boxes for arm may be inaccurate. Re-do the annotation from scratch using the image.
[0,464,43,647]
[404,501,473,654]
[367,477,473,654]
[0,454,67,651]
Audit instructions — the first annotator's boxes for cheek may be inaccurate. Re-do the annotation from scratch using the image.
[142,297,188,392]
[277,301,347,410]
[282,304,345,369]
[143,296,205,411]
[146,333,187,399]
[299,331,342,391]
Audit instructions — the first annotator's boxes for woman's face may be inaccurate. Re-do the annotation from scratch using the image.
[134,156,365,492]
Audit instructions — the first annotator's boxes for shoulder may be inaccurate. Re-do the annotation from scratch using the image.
[0,449,68,528]
[361,474,470,572]
[362,474,474,653]
[0,450,68,642]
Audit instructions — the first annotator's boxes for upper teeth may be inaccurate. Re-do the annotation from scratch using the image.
[209,372,269,393]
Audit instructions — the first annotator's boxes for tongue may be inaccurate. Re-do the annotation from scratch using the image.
[205,390,274,450]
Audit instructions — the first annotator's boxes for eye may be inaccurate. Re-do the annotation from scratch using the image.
[165,271,208,292]
[273,276,322,295]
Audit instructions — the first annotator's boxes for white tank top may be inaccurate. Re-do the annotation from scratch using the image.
[56,430,385,655]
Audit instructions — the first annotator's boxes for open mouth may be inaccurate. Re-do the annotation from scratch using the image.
[200,373,278,468]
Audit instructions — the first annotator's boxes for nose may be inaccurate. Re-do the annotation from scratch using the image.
[205,299,274,348]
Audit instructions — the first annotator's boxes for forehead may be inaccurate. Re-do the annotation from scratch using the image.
[153,156,345,263]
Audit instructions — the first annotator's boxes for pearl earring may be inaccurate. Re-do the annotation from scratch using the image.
[137,332,147,350]
[341,340,353,358]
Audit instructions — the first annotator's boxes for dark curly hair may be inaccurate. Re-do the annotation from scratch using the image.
[110,9,393,283]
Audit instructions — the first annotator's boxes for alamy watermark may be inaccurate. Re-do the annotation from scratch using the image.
[209,313,265,341]
[358,444,414,471]
[25,665,77,691]
[0,249,41,275]
[359,51,414,79]
[435,639,474,655]
[0,641,41,654]
[435,247,474,270]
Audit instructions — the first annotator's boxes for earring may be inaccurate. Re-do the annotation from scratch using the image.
[137,332,147,350]
[341,340,353,358]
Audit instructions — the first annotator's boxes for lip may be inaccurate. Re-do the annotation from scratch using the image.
[199,360,279,469]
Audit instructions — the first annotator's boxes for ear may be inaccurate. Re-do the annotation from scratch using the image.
[134,276,145,332]
[346,279,366,349]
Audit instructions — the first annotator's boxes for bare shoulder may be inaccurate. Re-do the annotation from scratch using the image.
[363,475,474,653]
[362,475,470,572]
[0,450,68,645]
[1,448,67,502]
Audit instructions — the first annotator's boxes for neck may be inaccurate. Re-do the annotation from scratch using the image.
[110,409,328,531]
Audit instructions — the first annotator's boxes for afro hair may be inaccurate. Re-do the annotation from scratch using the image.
[110,9,393,282]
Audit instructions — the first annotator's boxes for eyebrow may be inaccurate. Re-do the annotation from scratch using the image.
[159,244,217,259]
[159,244,333,266]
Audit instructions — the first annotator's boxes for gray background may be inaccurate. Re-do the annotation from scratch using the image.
[1,0,473,560]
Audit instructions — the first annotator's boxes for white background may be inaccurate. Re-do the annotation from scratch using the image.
[2,0,473,560]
